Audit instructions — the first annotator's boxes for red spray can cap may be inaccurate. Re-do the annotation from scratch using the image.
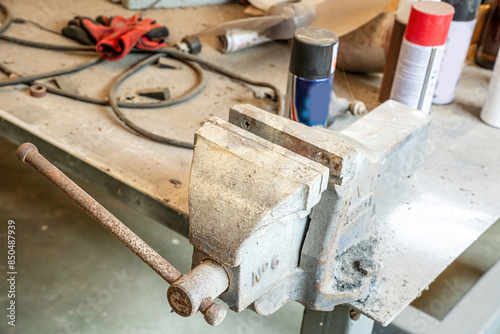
[405,1,455,47]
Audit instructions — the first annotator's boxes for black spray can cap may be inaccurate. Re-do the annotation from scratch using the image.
[289,27,339,80]
[444,0,481,21]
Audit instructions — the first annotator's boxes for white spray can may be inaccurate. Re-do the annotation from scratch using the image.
[481,58,500,128]
[390,1,455,113]
[433,0,481,105]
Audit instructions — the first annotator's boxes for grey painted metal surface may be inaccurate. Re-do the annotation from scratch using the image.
[349,95,500,324]
[390,259,500,334]
[0,112,190,237]
[301,306,374,334]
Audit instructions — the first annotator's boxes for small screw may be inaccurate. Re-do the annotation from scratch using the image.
[353,260,369,277]
[349,309,361,321]
[241,118,251,130]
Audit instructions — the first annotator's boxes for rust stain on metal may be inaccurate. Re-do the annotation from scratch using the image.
[29,84,47,98]
[168,259,228,319]
[16,142,226,326]
[168,286,194,317]
[350,309,361,321]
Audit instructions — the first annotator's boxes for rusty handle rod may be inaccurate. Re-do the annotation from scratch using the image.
[16,143,226,326]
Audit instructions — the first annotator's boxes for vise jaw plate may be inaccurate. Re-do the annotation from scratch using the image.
[229,104,358,185]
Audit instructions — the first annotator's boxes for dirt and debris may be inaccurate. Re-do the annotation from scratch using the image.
[333,238,378,291]
[169,179,182,187]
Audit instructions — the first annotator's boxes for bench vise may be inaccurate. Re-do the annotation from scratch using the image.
[16,99,431,325]
[167,100,431,322]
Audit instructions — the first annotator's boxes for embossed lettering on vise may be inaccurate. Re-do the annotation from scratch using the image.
[252,255,279,286]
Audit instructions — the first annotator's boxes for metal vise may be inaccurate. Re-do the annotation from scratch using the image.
[167,100,431,321]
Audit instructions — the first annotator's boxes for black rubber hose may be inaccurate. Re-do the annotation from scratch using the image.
[0,32,283,114]
[0,57,103,87]
[0,56,205,109]
[0,1,205,109]
[0,2,283,147]
[0,55,205,149]
[0,36,282,115]
[0,34,95,52]
[148,48,284,116]
[12,18,62,36]
[0,2,12,34]
[0,3,202,148]
[108,53,195,149]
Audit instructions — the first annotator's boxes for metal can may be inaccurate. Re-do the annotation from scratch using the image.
[433,0,481,105]
[390,2,455,113]
[481,58,500,128]
[217,31,272,53]
[285,27,338,126]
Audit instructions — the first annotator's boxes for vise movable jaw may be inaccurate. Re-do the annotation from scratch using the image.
[171,100,430,322]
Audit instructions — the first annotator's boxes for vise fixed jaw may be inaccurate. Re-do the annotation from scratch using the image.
[187,101,431,322]
[189,116,329,312]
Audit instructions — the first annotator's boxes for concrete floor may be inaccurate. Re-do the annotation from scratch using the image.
[0,137,303,334]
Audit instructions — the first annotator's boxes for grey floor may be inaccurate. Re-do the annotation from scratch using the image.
[0,137,304,334]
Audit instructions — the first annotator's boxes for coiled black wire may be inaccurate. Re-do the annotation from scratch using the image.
[0,2,282,149]
[108,53,199,149]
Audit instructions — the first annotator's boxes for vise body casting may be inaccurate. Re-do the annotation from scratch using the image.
[170,100,431,322]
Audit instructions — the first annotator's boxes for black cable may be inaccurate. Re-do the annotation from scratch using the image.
[0,34,95,51]
[0,31,283,112]
[108,53,195,149]
[0,36,205,148]
[0,56,205,109]
[0,32,283,114]
[0,57,103,87]
[0,3,203,149]
[12,18,62,36]
[0,2,283,149]
[148,48,284,116]
[0,2,12,34]
[0,55,202,149]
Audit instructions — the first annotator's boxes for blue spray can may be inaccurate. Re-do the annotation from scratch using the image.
[285,27,339,126]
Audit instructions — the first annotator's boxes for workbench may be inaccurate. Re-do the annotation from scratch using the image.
[1,1,500,333]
